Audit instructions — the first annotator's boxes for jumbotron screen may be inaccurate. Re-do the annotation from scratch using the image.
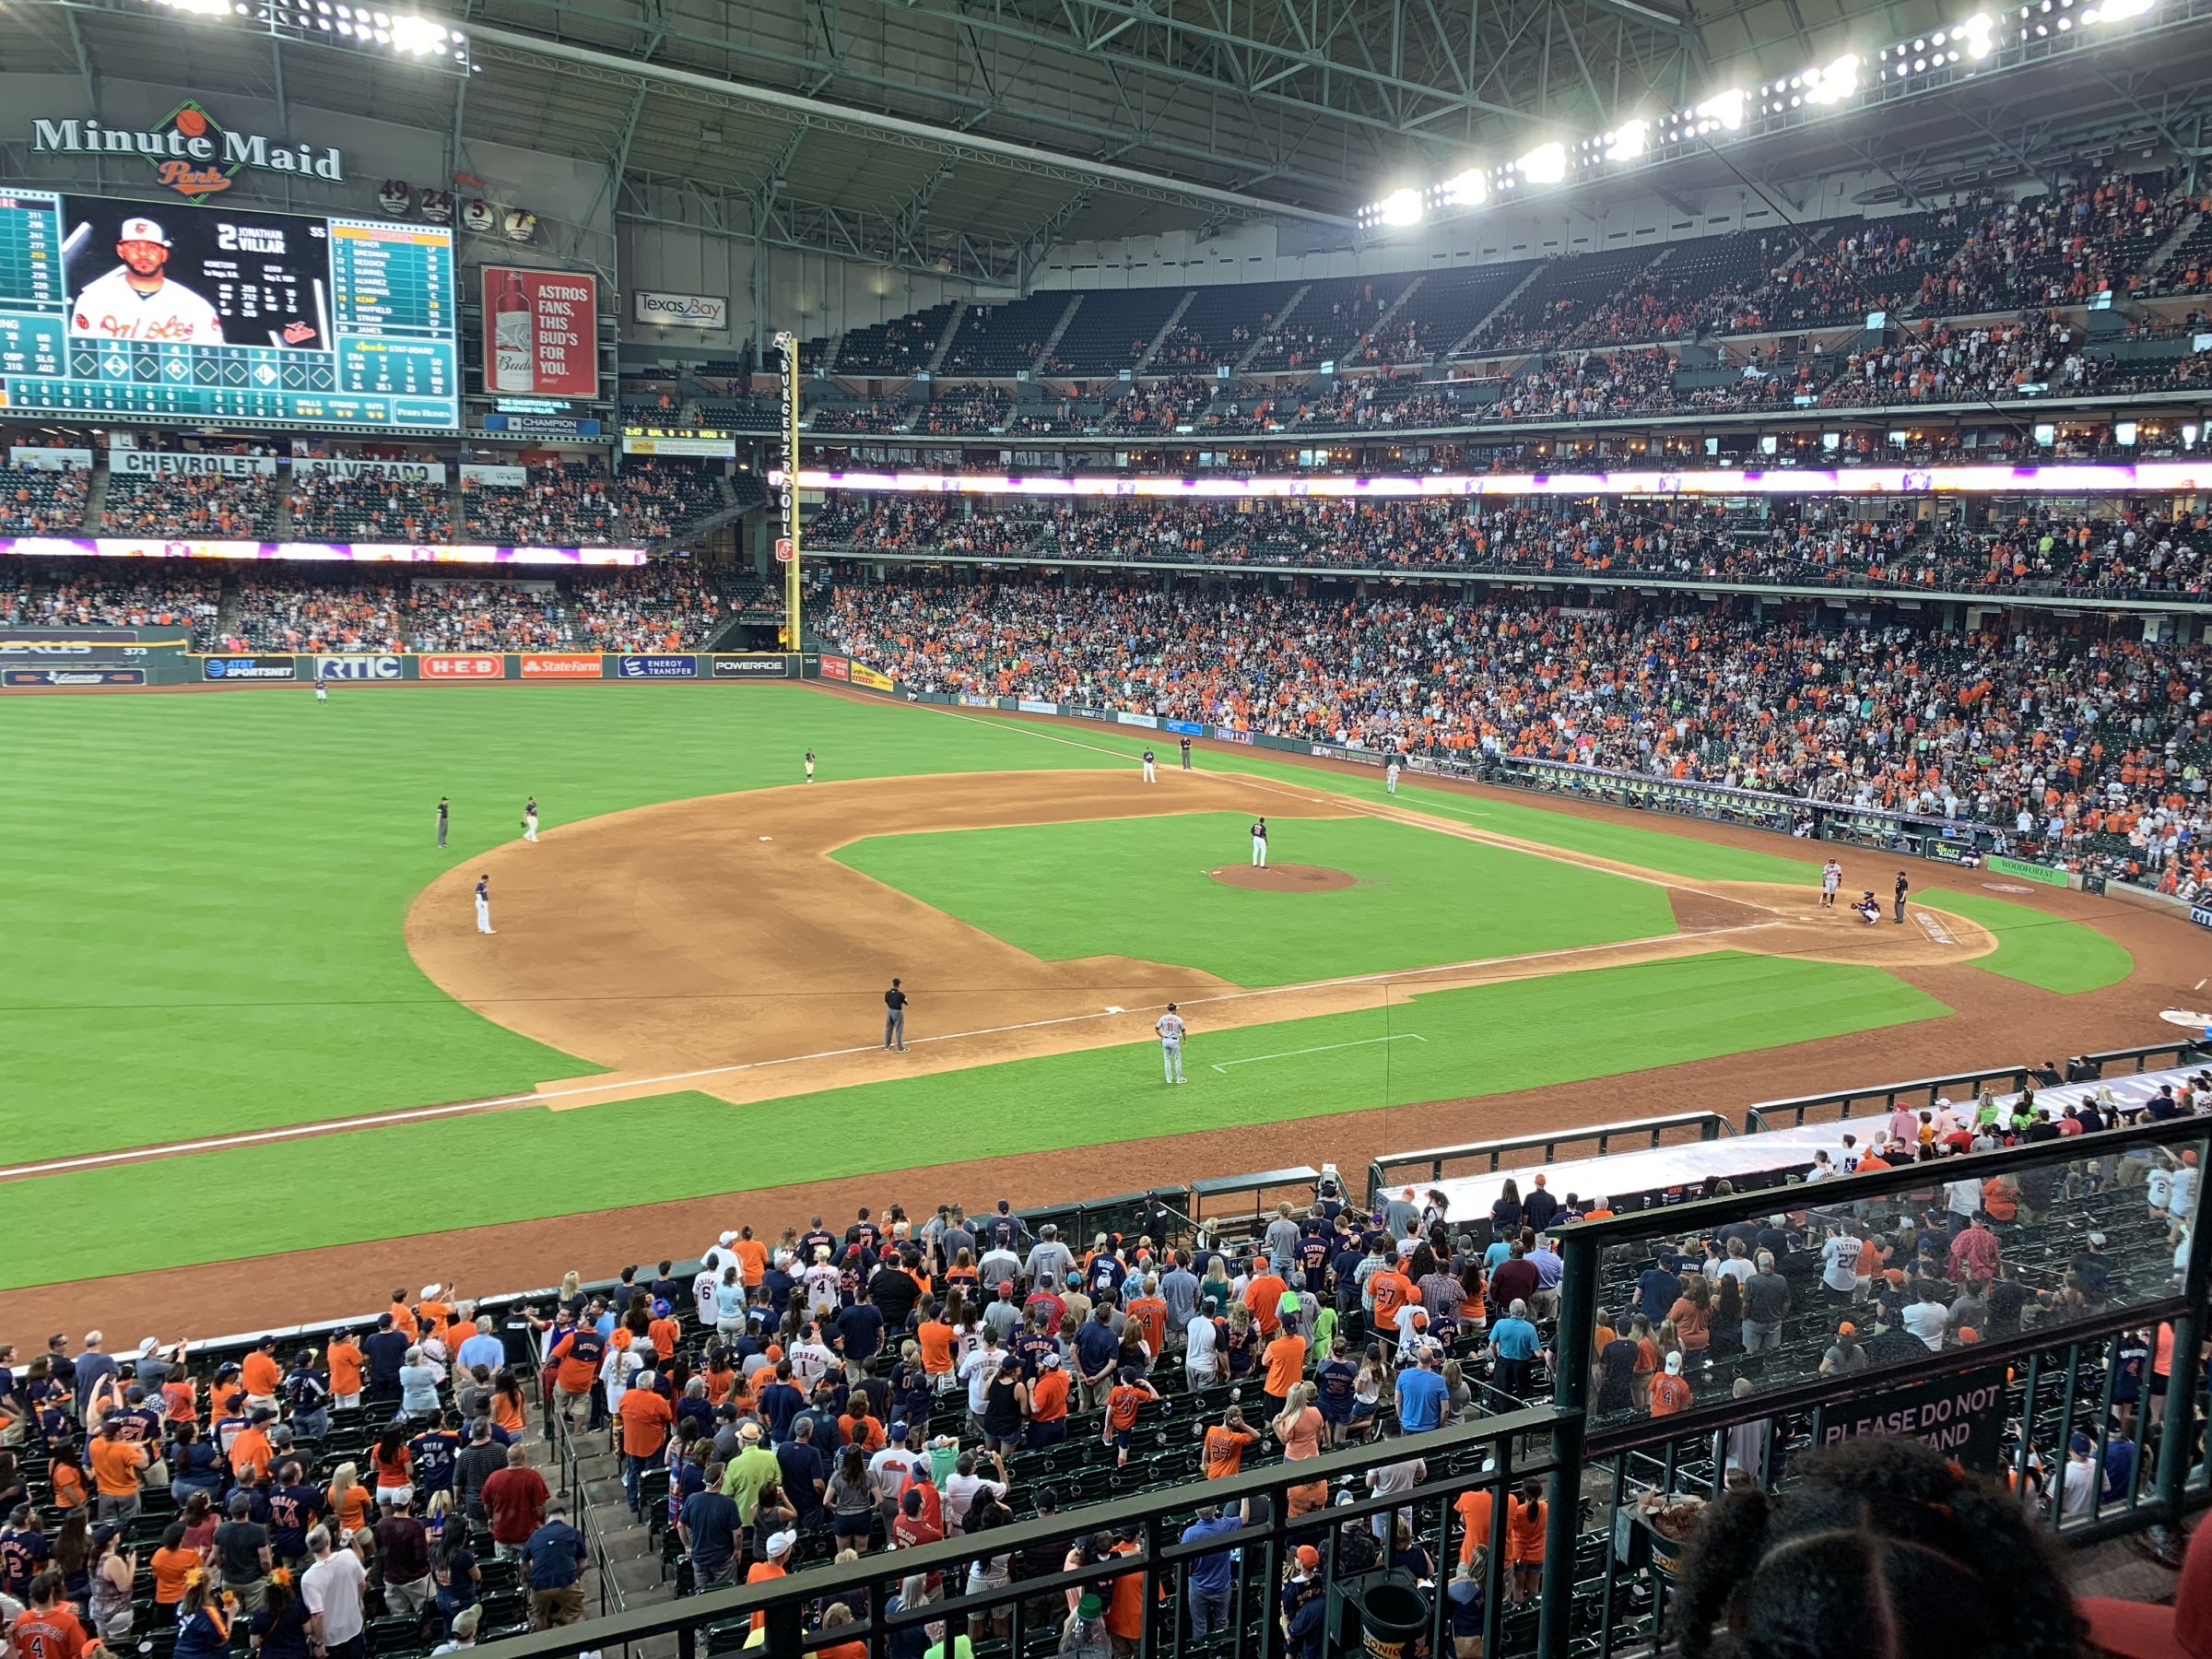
[0,189,458,431]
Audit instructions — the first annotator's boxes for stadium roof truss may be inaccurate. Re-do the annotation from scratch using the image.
[16,0,2212,288]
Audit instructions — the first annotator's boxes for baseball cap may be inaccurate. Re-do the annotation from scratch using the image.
[2070,1432,2095,1456]
[765,1530,797,1560]
[1836,1322,1857,1336]
[420,1284,441,1300]
[1039,1352,1062,1369]
[651,1299,672,1318]
[888,1421,909,1440]
[2077,1511,2210,1658]
[120,218,171,247]
[997,1280,1015,1295]
[1664,1352,1684,1374]
[719,1231,738,1246]
[2088,1231,2108,1245]
[1294,1545,1321,1570]
[137,1337,162,1357]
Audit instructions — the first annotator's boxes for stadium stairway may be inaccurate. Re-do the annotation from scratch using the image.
[924,300,969,375]
[1131,290,1197,373]
[1356,273,1428,359]
[84,455,113,531]
[1232,282,1310,373]
[1030,293,1084,374]
[1441,260,1548,361]
[273,486,296,540]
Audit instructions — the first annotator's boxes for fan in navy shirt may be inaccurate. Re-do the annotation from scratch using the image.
[831,1299,885,1366]
[1296,1234,1333,1296]
[797,1223,838,1262]
[758,1370,806,1442]
[1633,1264,1682,1323]
[364,1319,412,1394]
[1086,1252,1126,1299]
[265,1470,325,1564]
[1332,1245,1366,1313]
[411,1418,464,1496]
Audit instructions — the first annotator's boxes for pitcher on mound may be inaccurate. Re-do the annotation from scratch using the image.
[1250,818,1268,868]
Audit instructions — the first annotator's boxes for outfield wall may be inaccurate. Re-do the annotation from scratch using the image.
[0,639,807,688]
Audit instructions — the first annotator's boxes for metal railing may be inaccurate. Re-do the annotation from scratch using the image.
[549,1397,622,1618]
[1366,1112,1735,1209]
[1743,1041,2207,1131]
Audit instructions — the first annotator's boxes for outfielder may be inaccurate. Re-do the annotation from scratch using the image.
[1385,759,1400,794]
[1250,818,1268,868]
[1155,1003,1187,1083]
[314,680,328,703]
[436,796,449,848]
[474,874,494,934]
[1142,748,1157,783]
[523,796,540,842]
[70,218,225,343]
[1820,859,1841,908]
[805,749,816,782]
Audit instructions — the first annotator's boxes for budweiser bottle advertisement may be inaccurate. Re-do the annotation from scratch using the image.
[492,273,535,393]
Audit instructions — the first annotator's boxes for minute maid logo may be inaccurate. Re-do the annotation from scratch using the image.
[32,101,345,201]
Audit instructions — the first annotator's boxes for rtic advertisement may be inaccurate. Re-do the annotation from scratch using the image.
[315,654,400,679]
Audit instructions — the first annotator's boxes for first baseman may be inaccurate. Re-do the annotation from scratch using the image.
[1250,818,1268,868]
[1155,1003,1187,1083]
[523,796,540,842]
[474,874,494,934]
[1142,748,1157,783]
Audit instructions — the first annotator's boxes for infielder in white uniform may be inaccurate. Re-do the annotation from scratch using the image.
[70,218,226,344]
[1142,748,1157,782]
[1820,858,1841,908]
[1385,759,1401,794]
[523,796,540,842]
[1155,1003,1187,1083]
[474,874,494,934]
[1250,817,1268,868]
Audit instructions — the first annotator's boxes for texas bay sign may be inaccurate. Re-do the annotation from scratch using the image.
[32,101,344,200]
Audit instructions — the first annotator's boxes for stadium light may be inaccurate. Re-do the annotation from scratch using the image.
[1694,88,1747,132]
[2084,0,2154,18]
[1378,188,1425,228]
[1604,120,1649,162]
[1518,142,1569,184]
[1959,10,1998,53]
[1440,170,1488,207]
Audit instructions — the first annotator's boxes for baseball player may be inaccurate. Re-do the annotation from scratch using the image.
[70,218,225,343]
[883,978,909,1052]
[1155,1003,1187,1083]
[805,748,816,782]
[1179,735,1193,771]
[1250,818,1268,868]
[314,679,328,703]
[1385,758,1401,795]
[474,874,494,934]
[523,796,539,842]
[436,796,450,848]
[1820,859,1841,908]
[1141,747,1157,783]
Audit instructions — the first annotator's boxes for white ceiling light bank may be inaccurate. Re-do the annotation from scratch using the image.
[139,0,472,69]
[1354,0,2161,234]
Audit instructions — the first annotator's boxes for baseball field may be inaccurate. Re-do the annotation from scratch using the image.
[1,678,2176,1337]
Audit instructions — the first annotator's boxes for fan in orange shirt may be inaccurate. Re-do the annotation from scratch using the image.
[325,1334,365,1408]
[1201,1406,1261,1479]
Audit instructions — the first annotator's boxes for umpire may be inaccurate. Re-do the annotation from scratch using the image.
[883,978,910,1052]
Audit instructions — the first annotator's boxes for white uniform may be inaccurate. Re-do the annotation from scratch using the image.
[1250,820,1268,868]
[473,878,493,934]
[314,681,327,701]
[1142,750,1156,782]
[71,267,225,343]
[1821,862,1841,905]
[523,801,539,841]
[1155,1010,1186,1083]
[1385,761,1400,794]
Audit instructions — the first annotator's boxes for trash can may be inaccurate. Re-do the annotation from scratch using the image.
[1331,1569,1428,1658]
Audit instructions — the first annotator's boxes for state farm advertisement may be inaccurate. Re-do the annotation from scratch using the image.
[520,653,602,678]
[482,267,598,399]
[421,653,503,678]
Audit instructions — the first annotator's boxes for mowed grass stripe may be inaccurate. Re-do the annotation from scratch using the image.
[833,812,1677,985]
[2,686,1116,1157]
[0,951,1947,1288]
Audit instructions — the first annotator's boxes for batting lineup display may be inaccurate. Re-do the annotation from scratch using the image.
[0,189,458,430]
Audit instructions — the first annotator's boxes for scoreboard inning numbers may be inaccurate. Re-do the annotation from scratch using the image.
[0,189,459,431]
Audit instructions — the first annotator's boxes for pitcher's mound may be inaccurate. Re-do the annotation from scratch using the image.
[1208,863,1357,893]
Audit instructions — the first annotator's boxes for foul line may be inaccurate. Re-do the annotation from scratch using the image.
[0,920,1776,1183]
[1211,1033,1428,1073]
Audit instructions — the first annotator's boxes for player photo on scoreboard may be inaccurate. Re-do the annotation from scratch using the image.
[60,196,333,349]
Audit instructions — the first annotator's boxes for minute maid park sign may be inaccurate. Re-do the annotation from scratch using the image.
[32,100,345,199]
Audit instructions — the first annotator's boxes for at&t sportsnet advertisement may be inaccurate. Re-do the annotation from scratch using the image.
[0,189,457,430]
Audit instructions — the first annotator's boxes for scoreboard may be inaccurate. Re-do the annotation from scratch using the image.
[0,190,459,431]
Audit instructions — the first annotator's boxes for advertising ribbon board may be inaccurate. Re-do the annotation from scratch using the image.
[421,653,503,678]
[851,663,894,692]
[315,654,401,679]
[202,654,295,680]
[519,653,603,678]
[1986,854,2070,888]
[818,656,851,682]
[617,654,699,678]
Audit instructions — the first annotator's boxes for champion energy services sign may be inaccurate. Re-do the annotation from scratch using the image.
[32,103,344,199]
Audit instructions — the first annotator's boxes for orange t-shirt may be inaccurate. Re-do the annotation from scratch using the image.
[389,1302,420,1340]
[1203,1425,1258,1479]
[240,1352,283,1399]
[1126,1297,1169,1357]
[326,1341,364,1397]
[917,1324,956,1375]
[734,1239,770,1282]
[1105,1384,1148,1431]
[90,1437,143,1497]
[372,1445,412,1489]
[490,1392,526,1435]
[1455,1489,1494,1564]
[1263,1334,1307,1398]
[1027,1368,1069,1423]
[647,1319,680,1361]
[618,1389,675,1459]
[329,1483,373,1537]
[1243,1275,1289,1336]
[1507,1498,1547,1564]
[1105,1546,1147,1641]
[1649,1373,1692,1417]
[745,1560,786,1631]
[151,1545,200,1605]
[1368,1269,1415,1327]
[228,1427,273,1481]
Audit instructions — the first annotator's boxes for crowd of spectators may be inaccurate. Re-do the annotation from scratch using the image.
[102,471,280,539]
[912,386,1012,437]
[819,571,2212,877]
[460,466,620,547]
[226,564,731,654]
[1819,314,2107,407]
[1,560,221,644]
[0,466,90,535]
[288,475,452,543]
[617,464,725,542]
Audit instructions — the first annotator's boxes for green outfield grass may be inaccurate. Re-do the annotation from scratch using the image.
[0,950,1947,1288]
[835,811,1677,984]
